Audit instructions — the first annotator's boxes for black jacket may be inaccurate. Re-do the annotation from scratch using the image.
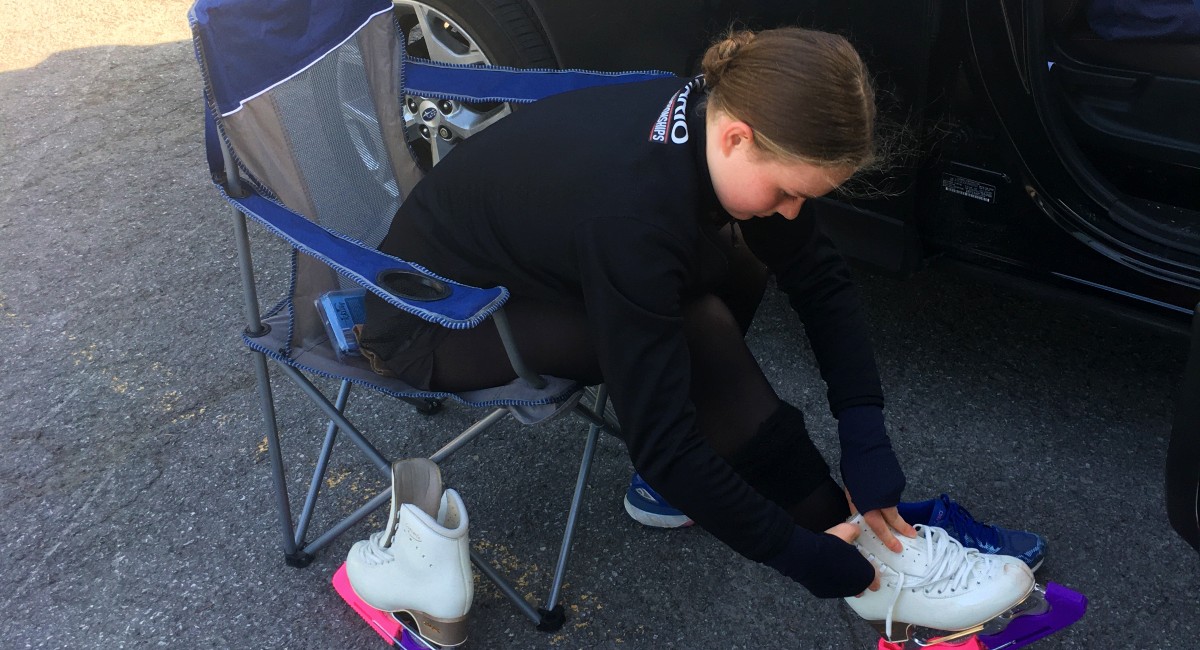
[374,76,895,566]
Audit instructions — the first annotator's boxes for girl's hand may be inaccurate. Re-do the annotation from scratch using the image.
[863,506,918,554]
[845,489,918,554]
[825,521,882,594]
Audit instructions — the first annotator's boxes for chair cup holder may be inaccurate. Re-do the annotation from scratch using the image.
[377,269,450,301]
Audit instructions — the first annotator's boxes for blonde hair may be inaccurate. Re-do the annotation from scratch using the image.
[702,28,876,169]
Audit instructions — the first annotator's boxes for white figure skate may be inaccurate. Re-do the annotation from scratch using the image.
[844,514,1038,646]
[345,458,474,647]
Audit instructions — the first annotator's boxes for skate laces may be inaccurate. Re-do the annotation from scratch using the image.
[874,525,995,638]
[359,529,396,565]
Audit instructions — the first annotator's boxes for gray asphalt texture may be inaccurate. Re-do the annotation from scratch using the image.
[2,2,1198,648]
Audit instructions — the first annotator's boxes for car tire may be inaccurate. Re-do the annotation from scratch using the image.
[394,0,556,68]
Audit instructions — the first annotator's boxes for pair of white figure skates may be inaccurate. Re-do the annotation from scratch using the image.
[338,460,1080,649]
[344,459,473,648]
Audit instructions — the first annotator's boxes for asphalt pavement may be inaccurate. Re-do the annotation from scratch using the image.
[1,2,1197,648]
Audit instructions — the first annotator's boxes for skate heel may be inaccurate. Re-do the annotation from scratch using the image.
[399,609,468,647]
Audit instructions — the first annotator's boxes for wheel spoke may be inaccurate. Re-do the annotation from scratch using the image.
[404,3,488,65]
[403,104,423,143]
[430,135,456,166]
[446,103,512,139]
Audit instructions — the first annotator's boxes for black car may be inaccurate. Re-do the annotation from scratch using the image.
[388,0,1200,549]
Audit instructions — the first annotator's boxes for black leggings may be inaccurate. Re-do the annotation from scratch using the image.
[427,233,849,532]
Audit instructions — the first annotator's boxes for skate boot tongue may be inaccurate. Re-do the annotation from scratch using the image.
[383,458,443,547]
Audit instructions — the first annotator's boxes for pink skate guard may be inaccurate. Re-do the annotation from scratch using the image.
[332,563,441,649]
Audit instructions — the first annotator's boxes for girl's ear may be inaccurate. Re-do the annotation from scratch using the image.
[716,117,755,157]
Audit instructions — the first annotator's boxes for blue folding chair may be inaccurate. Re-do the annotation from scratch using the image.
[188,0,672,632]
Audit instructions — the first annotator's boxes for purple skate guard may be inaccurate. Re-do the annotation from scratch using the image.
[977,582,1087,649]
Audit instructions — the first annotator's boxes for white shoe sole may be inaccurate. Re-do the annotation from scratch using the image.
[623,495,692,528]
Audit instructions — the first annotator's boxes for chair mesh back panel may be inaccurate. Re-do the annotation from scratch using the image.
[272,40,399,251]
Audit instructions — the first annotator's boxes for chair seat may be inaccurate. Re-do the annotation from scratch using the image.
[246,310,584,424]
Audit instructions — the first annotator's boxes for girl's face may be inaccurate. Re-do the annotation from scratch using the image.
[706,113,855,221]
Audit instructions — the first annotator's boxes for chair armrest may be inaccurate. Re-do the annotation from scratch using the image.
[220,186,507,329]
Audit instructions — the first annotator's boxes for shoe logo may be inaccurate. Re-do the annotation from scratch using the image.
[977,541,1000,554]
[404,524,423,543]
[635,487,660,504]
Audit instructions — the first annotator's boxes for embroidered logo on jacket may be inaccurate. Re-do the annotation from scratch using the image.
[649,82,693,145]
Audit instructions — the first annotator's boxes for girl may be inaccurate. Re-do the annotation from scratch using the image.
[359,28,1041,599]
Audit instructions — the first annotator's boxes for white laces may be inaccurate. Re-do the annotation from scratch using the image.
[359,528,395,565]
[870,524,995,638]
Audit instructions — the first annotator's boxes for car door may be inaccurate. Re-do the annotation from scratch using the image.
[965,0,1200,550]
[962,0,1200,313]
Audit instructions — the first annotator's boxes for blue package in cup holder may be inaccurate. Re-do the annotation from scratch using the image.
[316,289,367,358]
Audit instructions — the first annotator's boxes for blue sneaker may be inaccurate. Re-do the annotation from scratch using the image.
[897,494,1046,571]
[623,473,693,528]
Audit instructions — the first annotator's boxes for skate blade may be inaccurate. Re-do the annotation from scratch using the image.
[868,620,984,647]
[868,586,1047,647]
[871,621,984,648]
[332,563,442,649]
[977,582,1087,650]
[877,636,986,649]
[973,584,1051,636]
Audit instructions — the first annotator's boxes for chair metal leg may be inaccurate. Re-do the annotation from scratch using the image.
[285,395,512,559]
[303,489,391,557]
[532,421,601,631]
[470,549,544,625]
[430,408,510,462]
[469,387,611,632]
[231,206,312,565]
[542,386,607,626]
[276,364,391,476]
[296,380,353,547]
[250,350,309,565]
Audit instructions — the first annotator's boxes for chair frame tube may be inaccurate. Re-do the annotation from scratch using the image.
[296,380,353,545]
[492,308,547,390]
[547,386,607,608]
